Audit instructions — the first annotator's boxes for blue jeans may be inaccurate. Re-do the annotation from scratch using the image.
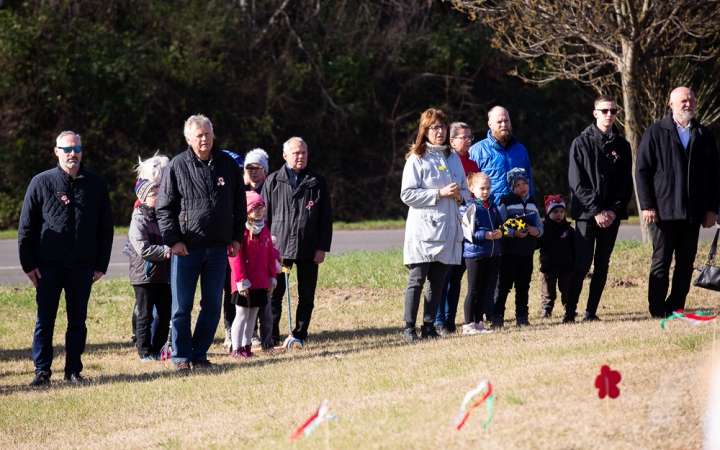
[434,258,466,328]
[170,246,226,363]
[32,265,94,376]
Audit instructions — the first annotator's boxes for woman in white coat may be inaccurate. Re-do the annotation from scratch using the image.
[401,108,470,343]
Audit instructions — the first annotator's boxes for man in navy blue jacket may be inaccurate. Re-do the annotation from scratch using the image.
[636,87,720,318]
[18,131,113,386]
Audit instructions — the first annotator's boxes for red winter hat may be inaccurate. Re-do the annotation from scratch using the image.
[544,194,565,214]
[246,191,265,213]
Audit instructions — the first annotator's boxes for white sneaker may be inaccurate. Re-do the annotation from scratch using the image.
[474,322,493,334]
[463,324,481,335]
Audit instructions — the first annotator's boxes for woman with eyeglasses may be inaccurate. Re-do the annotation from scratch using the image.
[434,122,479,335]
[400,109,470,343]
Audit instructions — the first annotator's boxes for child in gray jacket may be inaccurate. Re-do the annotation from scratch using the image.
[128,180,172,361]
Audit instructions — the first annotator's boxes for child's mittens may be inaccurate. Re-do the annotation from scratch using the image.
[237,279,251,297]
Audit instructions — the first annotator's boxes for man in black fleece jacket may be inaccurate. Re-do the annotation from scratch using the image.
[567,95,633,323]
[18,131,113,386]
[636,87,720,318]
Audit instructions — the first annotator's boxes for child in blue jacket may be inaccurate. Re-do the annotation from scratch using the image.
[459,172,503,334]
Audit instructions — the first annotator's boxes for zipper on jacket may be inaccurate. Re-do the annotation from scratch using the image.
[485,205,495,256]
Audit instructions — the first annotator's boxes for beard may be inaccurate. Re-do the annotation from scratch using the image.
[61,160,78,169]
[493,128,512,145]
[677,109,694,122]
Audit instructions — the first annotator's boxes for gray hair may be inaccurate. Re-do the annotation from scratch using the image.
[56,131,81,146]
[282,136,307,153]
[449,122,471,138]
[134,151,170,182]
[487,106,509,120]
[183,114,214,138]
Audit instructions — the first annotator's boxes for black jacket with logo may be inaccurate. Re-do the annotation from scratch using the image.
[636,113,720,222]
[537,218,575,274]
[18,165,113,273]
[262,165,333,260]
[568,123,633,221]
[157,147,246,249]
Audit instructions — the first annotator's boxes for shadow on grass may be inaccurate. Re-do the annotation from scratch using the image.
[0,327,412,394]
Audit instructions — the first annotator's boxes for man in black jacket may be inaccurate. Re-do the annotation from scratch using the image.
[263,137,332,344]
[636,87,720,318]
[156,115,246,371]
[18,131,113,386]
[566,95,633,323]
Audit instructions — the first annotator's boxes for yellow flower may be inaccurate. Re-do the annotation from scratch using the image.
[438,165,445,171]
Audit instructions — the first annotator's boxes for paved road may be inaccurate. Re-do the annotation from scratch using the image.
[1,225,717,285]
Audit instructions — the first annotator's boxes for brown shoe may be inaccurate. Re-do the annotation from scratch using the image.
[174,361,191,372]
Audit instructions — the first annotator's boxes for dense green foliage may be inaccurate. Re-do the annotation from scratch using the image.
[0,0,597,228]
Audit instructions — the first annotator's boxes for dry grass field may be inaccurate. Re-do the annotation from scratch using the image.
[1,241,719,449]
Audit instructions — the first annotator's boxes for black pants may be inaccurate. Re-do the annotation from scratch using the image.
[493,254,533,319]
[566,219,620,316]
[223,263,236,331]
[403,262,450,326]
[648,220,701,317]
[464,257,499,324]
[133,283,171,357]
[271,259,319,341]
[540,272,571,311]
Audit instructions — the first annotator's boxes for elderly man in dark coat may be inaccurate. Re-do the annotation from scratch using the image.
[636,87,720,318]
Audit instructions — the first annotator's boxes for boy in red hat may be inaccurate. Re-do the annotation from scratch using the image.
[537,195,575,318]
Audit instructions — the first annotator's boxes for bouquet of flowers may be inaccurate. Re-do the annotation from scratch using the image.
[499,212,535,236]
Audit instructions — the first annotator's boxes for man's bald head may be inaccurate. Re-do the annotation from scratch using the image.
[487,106,513,146]
[669,87,696,124]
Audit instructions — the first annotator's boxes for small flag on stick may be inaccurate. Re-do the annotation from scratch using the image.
[661,310,717,329]
[288,399,338,441]
[455,380,494,431]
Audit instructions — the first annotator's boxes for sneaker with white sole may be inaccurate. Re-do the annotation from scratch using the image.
[474,322,493,334]
[462,324,481,335]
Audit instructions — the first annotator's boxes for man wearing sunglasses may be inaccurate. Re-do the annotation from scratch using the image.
[18,131,114,386]
[636,87,720,318]
[566,95,633,324]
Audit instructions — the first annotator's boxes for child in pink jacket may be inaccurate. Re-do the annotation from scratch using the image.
[229,191,277,358]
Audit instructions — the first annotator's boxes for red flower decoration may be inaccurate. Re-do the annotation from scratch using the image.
[595,365,621,399]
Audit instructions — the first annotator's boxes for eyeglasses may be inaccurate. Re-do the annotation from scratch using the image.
[428,125,446,132]
[57,146,82,153]
[451,135,474,142]
[245,166,263,172]
[595,109,618,116]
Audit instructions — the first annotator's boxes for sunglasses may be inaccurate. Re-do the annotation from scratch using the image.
[595,109,618,116]
[57,146,82,153]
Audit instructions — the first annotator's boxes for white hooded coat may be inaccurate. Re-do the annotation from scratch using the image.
[401,144,470,265]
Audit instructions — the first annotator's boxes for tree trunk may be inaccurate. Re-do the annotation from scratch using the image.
[620,40,652,243]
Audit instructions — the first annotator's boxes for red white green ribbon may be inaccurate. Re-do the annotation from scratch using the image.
[455,380,494,431]
[288,399,337,440]
[661,309,717,329]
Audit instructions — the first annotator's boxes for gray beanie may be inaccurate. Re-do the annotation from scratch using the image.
[506,167,530,189]
[244,148,269,174]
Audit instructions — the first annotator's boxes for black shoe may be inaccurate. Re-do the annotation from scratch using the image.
[562,315,576,324]
[516,316,531,327]
[446,323,457,333]
[30,371,51,387]
[403,328,420,343]
[435,325,451,336]
[583,312,601,322]
[420,324,439,339]
[491,317,505,329]
[191,359,214,369]
[540,309,552,318]
[64,372,87,384]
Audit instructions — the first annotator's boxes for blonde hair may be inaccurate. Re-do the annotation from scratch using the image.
[466,172,490,190]
[406,108,450,160]
[134,152,170,182]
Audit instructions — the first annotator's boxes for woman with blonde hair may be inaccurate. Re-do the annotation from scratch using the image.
[400,108,470,342]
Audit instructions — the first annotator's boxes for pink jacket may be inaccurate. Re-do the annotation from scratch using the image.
[229,226,276,293]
